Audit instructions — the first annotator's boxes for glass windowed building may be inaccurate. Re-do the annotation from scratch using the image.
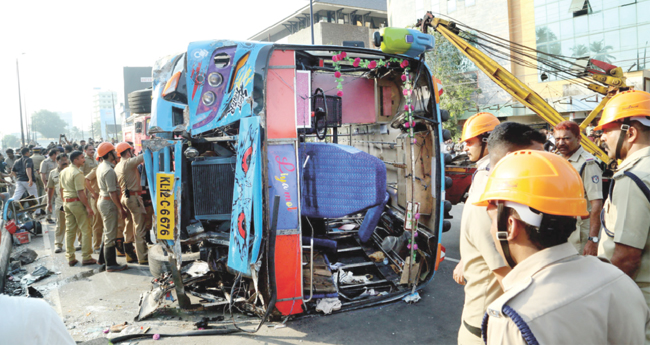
[536,0,650,81]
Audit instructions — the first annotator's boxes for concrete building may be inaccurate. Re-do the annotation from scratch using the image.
[249,0,387,48]
[388,0,650,126]
[92,89,121,139]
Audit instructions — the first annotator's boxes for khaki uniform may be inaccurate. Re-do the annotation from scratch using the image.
[85,167,103,250]
[97,160,120,247]
[115,155,147,262]
[60,165,92,261]
[31,153,45,198]
[47,168,65,250]
[564,147,603,252]
[40,158,57,184]
[598,146,650,341]
[485,243,649,345]
[458,155,507,345]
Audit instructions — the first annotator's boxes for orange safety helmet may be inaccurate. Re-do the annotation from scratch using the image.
[475,150,588,217]
[115,142,133,155]
[96,142,115,159]
[461,112,500,142]
[595,90,650,131]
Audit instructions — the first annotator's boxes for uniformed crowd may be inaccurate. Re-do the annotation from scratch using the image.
[454,90,650,344]
[1,141,153,273]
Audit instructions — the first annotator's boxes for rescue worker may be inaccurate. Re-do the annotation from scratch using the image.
[46,154,68,253]
[553,120,603,255]
[455,119,547,344]
[477,150,649,345]
[31,147,46,199]
[114,142,147,264]
[95,142,128,272]
[82,144,103,254]
[454,112,504,344]
[60,151,96,266]
[596,90,650,342]
[40,149,58,224]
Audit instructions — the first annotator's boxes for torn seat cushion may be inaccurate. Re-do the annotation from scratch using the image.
[300,143,387,219]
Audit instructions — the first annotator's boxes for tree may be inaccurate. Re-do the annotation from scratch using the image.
[2,134,20,148]
[92,119,102,139]
[590,40,615,63]
[570,44,589,58]
[31,110,68,139]
[68,126,81,140]
[425,31,482,139]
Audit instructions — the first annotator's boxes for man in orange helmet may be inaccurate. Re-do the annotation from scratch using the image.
[596,90,650,336]
[454,112,503,344]
[477,150,649,344]
[96,142,128,272]
[114,142,148,265]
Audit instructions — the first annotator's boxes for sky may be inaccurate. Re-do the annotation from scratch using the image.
[0,0,310,141]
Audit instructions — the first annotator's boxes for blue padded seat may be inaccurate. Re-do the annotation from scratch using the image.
[299,143,387,243]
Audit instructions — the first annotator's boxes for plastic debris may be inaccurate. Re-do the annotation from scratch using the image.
[315,298,342,314]
[403,291,421,304]
[10,248,38,265]
[153,334,161,340]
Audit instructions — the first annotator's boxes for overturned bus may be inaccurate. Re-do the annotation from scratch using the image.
[140,37,451,320]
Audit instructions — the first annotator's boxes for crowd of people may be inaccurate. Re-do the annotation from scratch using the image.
[0,137,152,272]
[453,90,650,344]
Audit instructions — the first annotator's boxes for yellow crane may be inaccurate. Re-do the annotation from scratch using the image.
[417,12,632,164]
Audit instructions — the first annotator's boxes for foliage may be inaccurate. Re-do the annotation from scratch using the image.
[536,27,558,44]
[425,31,482,139]
[92,119,102,139]
[31,110,68,139]
[2,134,20,148]
[67,126,81,140]
[590,40,615,63]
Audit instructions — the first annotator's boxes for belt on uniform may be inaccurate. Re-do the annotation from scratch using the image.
[126,190,145,197]
[64,198,80,203]
[464,320,482,338]
[102,196,112,201]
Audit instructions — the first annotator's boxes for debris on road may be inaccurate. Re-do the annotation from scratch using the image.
[10,247,38,265]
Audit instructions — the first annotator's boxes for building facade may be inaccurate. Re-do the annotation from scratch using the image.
[249,0,387,48]
[389,0,650,126]
[92,89,120,139]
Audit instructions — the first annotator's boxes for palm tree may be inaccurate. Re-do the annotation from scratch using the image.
[590,40,615,63]
[536,27,558,44]
[570,44,589,58]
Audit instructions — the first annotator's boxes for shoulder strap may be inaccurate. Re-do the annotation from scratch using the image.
[481,305,540,345]
[579,162,587,179]
[623,171,650,204]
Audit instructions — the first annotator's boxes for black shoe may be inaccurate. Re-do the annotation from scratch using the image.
[115,238,126,257]
[46,219,55,224]
[105,246,128,272]
[124,243,137,263]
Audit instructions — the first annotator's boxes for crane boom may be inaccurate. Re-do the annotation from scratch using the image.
[422,15,610,163]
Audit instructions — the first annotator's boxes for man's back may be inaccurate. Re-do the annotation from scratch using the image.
[486,243,649,344]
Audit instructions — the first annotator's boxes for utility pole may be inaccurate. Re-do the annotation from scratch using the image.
[16,58,25,147]
[111,92,118,141]
[309,0,315,45]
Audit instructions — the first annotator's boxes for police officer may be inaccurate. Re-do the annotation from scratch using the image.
[60,151,96,266]
[82,144,103,254]
[477,150,649,345]
[96,142,128,272]
[47,154,69,253]
[596,90,650,340]
[114,142,147,264]
[40,149,58,224]
[31,147,46,198]
[455,118,548,344]
[553,121,603,255]
[454,112,505,344]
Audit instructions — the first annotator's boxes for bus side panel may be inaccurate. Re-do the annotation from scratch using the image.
[267,50,297,139]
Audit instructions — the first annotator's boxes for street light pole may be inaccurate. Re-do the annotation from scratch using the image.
[16,58,25,147]
[310,0,315,45]
[111,92,118,141]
